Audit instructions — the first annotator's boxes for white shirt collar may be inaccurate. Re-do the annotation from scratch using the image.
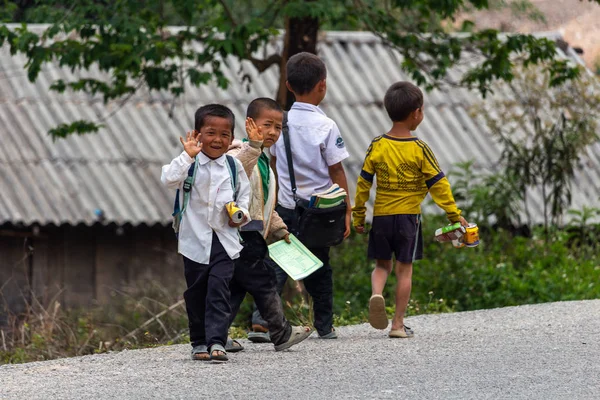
[290,102,326,116]
[197,151,226,166]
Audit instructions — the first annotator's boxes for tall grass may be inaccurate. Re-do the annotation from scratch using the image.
[1,282,189,364]
[2,215,599,364]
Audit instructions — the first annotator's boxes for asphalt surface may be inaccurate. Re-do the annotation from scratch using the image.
[1,300,599,400]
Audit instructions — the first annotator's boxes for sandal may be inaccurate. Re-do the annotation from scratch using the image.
[369,294,389,330]
[319,328,338,339]
[274,326,313,351]
[389,325,414,338]
[225,337,244,353]
[191,344,210,361]
[209,344,228,363]
[248,331,271,343]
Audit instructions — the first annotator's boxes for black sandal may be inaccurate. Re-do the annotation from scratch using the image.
[209,344,228,363]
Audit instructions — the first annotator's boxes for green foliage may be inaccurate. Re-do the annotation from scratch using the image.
[565,206,600,251]
[49,120,101,138]
[449,160,522,229]
[473,67,600,234]
[329,216,600,319]
[0,0,18,22]
[3,217,600,364]
[1,0,596,136]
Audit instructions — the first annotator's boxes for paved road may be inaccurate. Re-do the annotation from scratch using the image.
[1,300,599,399]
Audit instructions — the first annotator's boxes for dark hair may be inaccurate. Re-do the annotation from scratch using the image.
[384,82,424,122]
[194,104,235,136]
[286,52,327,95]
[246,98,283,120]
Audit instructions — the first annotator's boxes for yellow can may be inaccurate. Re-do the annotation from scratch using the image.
[225,202,244,224]
[464,223,480,247]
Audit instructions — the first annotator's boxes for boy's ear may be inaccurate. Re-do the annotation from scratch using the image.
[285,81,293,93]
[317,79,326,92]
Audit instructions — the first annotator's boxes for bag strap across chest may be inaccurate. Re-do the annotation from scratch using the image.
[281,111,298,202]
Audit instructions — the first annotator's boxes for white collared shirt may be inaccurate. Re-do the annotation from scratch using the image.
[270,102,349,209]
[161,151,250,264]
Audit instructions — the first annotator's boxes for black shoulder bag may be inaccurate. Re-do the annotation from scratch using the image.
[281,112,347,248]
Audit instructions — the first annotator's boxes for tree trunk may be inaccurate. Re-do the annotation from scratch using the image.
[276,10,320,110]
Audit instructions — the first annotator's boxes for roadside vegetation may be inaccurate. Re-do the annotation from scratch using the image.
[2,207,599,364]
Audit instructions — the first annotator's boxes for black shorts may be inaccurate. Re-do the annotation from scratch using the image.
[367,214,423,263]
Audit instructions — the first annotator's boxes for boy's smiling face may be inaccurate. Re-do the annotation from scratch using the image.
[198,116,233,159]
[254,108,283,148]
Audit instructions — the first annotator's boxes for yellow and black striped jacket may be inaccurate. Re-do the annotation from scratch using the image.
[352,135,461,226]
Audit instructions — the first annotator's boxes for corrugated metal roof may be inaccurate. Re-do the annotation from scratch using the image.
[1,27,598,226]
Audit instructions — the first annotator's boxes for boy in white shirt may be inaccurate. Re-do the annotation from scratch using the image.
[269,52,352,339]
[161,104,250,363]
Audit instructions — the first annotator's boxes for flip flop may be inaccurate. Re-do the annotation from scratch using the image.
[274,326,314,351]
[248,331,271,343]
[225,337,244,353]
[191,344,210,361]
[209,344,228,363]
[369,294,389,330]
[319,328,338,339]
[389,325,414,338]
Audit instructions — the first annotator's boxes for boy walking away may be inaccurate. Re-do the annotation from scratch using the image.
[226,98,313,351]
[353,82,468,338]
[269,52,352,339]
[161,104,250,362]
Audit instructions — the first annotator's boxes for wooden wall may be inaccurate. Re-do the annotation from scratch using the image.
[0,235,31,323]
[0,224,180,319]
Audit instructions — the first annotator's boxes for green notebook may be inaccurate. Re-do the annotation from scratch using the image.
[268,234,324,280]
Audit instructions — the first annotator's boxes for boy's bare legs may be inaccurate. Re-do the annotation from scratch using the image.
[369,260,392,329]
[391,261,413,331]
[372,259,392,295]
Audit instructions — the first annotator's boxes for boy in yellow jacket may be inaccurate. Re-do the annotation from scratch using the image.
[353,82,468,338]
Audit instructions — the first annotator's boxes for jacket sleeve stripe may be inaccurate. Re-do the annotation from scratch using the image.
[360,169,374,183]
[421,142,442,171]
[425,171,445,189]
[416,141,441,173]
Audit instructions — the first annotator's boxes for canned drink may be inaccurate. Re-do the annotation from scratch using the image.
[464,223,480,247]
[225,202,244,224]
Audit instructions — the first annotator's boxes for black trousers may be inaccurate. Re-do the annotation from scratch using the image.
[276,205,334,337]
[183,232,234,348]
[229,232,292,345]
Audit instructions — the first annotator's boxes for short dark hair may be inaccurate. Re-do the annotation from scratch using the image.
[286,52,327,95]
[246,98,283,120]
[384,82,424,122]
[194,104,235,136]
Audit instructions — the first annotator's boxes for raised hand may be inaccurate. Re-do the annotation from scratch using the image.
[179,130,202,158]
[245,117,264,142]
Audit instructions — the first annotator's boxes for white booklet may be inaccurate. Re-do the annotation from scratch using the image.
[268,234,324,280]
